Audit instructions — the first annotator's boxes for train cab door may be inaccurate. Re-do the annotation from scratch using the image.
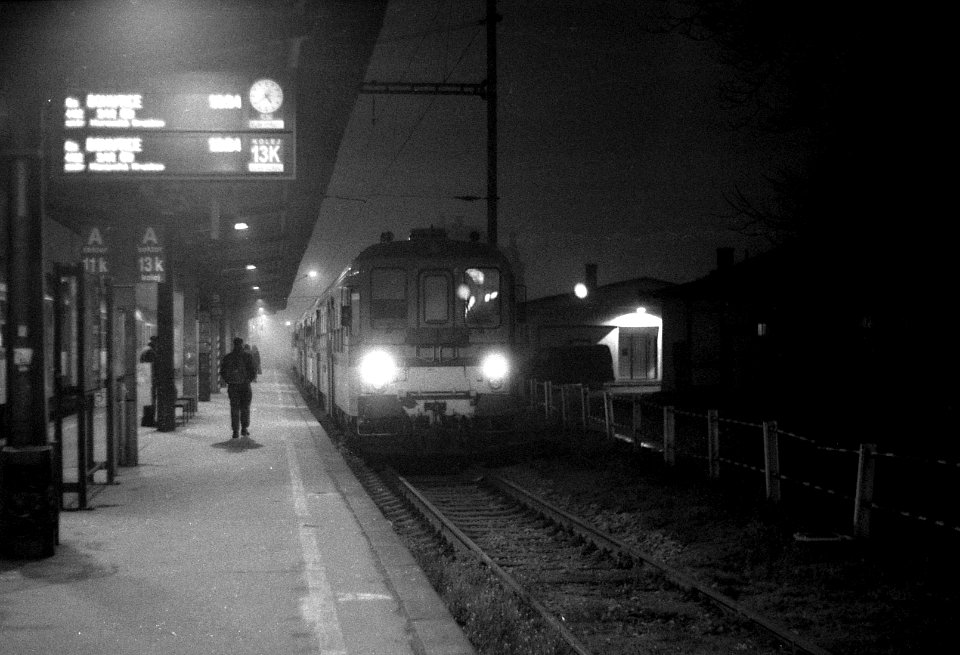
[326,339,335,418]
[52,264,116,510]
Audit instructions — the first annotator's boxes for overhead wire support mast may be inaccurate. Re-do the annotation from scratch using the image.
[359,0,500,245]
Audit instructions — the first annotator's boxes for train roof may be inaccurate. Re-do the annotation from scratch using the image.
[352,228,510,265]
[297,228,515,324]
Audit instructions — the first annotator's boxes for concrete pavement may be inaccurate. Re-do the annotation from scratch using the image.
[0,370,475,655]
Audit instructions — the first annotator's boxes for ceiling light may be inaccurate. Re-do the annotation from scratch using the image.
[234,222,249,230]
[246,264,256,270]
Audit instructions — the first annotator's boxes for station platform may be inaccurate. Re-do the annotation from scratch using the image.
[0,370,475,655]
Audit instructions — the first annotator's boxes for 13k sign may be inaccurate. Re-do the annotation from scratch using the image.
[137,227,165,283]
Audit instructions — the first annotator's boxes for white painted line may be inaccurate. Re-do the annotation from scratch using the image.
[337,592,394,602]
[280,385,348,655]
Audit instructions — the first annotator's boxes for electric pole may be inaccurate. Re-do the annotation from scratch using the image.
[361,0,501,245]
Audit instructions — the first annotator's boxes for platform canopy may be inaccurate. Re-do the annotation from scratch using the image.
[0,0,389,315]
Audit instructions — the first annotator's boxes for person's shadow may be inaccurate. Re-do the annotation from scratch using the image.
[212,436,264,452]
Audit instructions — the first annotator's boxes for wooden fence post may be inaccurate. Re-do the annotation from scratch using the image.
[663,405,676,466]
[707,409,720,479]
[632,396,642,450]
[579,385,587,435]
[762,420,781,503]
[853,443,877,538]
[557,384,564,429]
[544,381,552,420]
[603,391,614,440]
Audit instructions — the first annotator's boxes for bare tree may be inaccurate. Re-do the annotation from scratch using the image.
[651,1,887,248]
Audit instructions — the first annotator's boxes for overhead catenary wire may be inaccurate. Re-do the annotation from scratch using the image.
[320,1,485,260]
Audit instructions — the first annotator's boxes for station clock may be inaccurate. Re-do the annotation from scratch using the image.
[249,79,283,114]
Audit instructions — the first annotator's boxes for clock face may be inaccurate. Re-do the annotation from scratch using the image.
[249,79,283,114]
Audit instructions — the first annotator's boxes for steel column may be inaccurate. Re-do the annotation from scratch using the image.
[0,151,58,558]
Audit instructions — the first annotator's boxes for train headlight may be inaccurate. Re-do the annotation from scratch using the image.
[481,353,509,388]
[359,349,397,389]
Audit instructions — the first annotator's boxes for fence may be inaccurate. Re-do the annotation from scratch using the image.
[527,380,960,539]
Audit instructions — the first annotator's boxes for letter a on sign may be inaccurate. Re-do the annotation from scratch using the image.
[87,227,104,247]
[142,227,159,246]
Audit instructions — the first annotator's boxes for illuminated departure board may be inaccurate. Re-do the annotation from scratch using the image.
[59,73,295,180]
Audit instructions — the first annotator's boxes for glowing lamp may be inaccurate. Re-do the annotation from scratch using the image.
[359,350,397,389]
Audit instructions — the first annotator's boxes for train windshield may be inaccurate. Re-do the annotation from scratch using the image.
[370,268,407,327]
[459,267,501,327]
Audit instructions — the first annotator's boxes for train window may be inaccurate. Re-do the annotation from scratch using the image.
[460,267,501,327]
[421,272,450,324]
[371,268,407,326]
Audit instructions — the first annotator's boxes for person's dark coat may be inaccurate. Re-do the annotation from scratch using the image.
[220,348,257,385]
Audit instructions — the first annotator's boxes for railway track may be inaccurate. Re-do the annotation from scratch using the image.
[345,452,832,655]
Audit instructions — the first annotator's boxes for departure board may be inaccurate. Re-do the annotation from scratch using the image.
[59,73,295,180]
[63,133,292,176]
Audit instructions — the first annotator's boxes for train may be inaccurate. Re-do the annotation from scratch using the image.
[292,227,526,456]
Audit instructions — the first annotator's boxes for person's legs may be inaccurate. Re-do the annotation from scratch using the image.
[227,385,241,436]
[239,385,252,435]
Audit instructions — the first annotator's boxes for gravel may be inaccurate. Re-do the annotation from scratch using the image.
[494,446,960,655]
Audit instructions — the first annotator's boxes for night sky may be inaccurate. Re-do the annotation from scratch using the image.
[282,0,792,321]
[0,1,947,329]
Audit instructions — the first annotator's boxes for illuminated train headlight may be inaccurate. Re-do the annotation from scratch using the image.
[481,353,509,388]
[359,350,397,389]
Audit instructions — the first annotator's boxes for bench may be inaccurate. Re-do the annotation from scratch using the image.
[175,396,197,424]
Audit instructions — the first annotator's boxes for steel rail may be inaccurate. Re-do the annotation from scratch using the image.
[390,471,594,655]
[484,471,834,655]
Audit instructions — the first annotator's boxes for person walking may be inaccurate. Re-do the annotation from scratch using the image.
[243,344,263,379]
[139,336,159,427]
[219,337,258,438]
[251,344,262,376]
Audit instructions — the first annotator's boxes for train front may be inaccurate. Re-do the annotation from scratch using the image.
[345,229,524,456]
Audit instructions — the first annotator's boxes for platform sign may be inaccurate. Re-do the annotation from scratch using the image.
[58,73,295,180]
[80,226,110,275]
[63,133,292,177]
[137,227,165,283]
